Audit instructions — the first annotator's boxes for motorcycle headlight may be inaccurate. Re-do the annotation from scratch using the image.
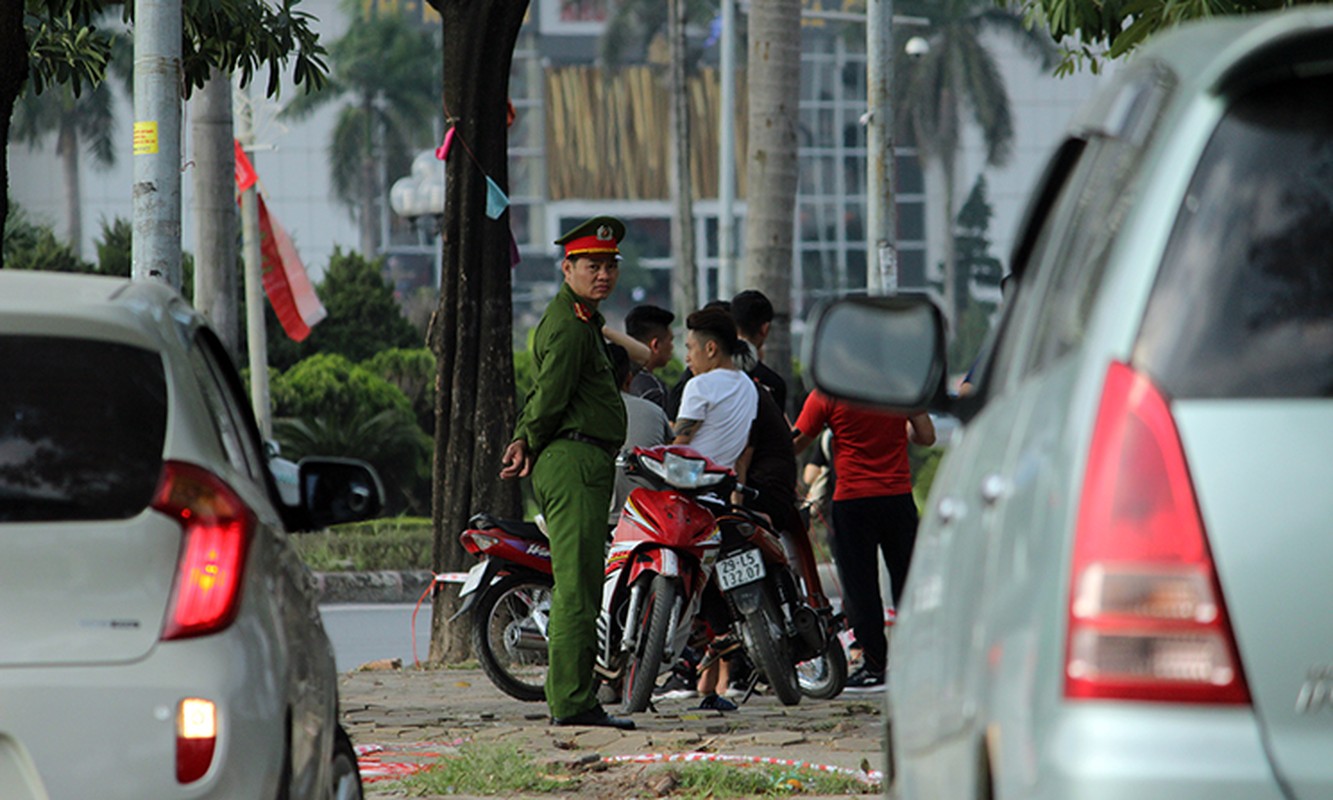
[642,451,727,489]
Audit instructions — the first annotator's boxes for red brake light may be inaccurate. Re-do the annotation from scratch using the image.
[154,461,255,641]
[1065,362,1249,704]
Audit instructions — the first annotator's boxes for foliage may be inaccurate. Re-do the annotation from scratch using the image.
[399,744,568,795]
[1,205,89,272]
[22,0,329,99]
[270,352,430,514]
[12,74,116,167]
[93,215,131,276]
[267,248,421,370]
[364,347,437,433]
[1014,0,1302,74]
[947,176,1002,369]
[290,516,433,571]
[278,12,439,234]
[666,760,874,797]
[3,209,194,293]
[399,743,875,797]
[893,0,1055,328]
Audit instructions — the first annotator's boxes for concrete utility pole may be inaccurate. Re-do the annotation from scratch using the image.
[132,0,183,288]
[236,88,272,439]
[866,0,897,296]
[717,0,738,301]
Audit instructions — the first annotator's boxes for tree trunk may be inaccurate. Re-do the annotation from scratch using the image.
[360,95,380,258]
[742,0,801,408]
[1,1,29,267]
[57,121,83,260]
[668,0,697,314]
[426,0,528,665]
[941,150,958,337]
[192,69,241,355]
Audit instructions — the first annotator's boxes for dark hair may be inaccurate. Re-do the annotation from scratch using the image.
[685,306,743,357]
[607,343,631,388]
[624,305,675,343]
[731,290,774,338]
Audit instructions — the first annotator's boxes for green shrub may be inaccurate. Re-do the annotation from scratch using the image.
[291,517,434,571]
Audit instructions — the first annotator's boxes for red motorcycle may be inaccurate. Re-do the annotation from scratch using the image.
[454,513,554,702]
[597,445,729,713]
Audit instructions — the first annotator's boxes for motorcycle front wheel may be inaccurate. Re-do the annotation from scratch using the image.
[471,573,554,702]
[797,635,848,699]
[622,573,678,714]
[740,593,803,706]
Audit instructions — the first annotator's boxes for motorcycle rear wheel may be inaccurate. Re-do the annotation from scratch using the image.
[740,594,802,706]
[797,635,848,699]
[622,573,678,714]
[471,573,554,702]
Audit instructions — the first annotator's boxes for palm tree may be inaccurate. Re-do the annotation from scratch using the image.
[894,0,1057,329]
[281,13,440,258]
[11,79,116,261]
[742,0,801,396]
[601,0,718,317]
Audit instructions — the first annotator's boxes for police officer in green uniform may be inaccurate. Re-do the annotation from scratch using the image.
[499,216,635,730]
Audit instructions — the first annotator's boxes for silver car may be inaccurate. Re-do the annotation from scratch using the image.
[0,272,382,799]
[807,9,1333,800]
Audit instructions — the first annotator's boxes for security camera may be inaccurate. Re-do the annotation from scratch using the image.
[905,36,930,59]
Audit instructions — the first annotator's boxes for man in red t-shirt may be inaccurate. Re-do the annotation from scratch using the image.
[793,388,935,690]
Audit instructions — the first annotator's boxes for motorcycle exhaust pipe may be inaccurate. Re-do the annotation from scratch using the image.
[503,624,549,652]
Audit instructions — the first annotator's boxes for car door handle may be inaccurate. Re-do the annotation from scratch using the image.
[980,474,1008,506]
[936,496,966,524]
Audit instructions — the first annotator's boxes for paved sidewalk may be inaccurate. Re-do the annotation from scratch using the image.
[339,665,886,798]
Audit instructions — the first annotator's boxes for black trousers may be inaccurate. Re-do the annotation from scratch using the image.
[830,493,919,673]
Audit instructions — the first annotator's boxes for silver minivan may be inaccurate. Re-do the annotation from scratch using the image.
[807,9,1333,799]
[0,272,382,799]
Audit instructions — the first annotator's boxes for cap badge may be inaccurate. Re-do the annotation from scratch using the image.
[596,224,613,241]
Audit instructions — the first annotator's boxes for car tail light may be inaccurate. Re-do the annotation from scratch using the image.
[176,697,217,783]
[154,461,255,641]
[1065,362,1249,704]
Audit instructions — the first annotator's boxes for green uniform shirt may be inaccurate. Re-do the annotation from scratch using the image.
[514,282,627,454]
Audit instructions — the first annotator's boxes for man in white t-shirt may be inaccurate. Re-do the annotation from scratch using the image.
[673,306,758,469]
[670,305,758,711]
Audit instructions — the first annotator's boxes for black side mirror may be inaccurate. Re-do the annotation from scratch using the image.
[293,457,385,531]
[803,295,948,413]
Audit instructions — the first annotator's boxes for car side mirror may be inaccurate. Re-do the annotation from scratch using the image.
[804,295,948,412]
[293,457,384,531]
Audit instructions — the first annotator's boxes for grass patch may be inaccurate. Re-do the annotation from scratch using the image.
[396,743,877,797]
[291,517,433,571]
[667,760,876,797]
[396,744,569,795]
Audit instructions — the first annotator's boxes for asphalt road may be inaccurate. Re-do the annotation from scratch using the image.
[322,603,434,672]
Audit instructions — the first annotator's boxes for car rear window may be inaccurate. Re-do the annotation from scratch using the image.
[0,336,167,522]
[1136,73,1333,399]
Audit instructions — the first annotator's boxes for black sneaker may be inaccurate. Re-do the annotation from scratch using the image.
[843,665,885,692]
[653,672,698,699]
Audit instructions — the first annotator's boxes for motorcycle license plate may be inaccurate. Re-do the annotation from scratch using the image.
[717,549,765,590]
[458,561,487,597]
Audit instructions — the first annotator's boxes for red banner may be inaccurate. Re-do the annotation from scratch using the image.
[234,140,257,193]
[258,195,327,342]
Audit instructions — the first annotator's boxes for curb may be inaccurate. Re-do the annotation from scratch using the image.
[313,570,435,604]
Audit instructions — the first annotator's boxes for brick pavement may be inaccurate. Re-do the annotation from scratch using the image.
[338,664,887,798]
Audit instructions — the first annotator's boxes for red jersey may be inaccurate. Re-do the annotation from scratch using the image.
[794,389,913,500]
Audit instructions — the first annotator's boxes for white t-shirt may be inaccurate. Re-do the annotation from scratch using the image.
[676,368,758,468]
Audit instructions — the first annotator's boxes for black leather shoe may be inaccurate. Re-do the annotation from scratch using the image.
[551,706,636,730]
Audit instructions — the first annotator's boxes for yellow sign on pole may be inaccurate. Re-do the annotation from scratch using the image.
[134,121,159,155]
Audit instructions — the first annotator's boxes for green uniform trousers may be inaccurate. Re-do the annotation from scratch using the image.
[532,438,614,719]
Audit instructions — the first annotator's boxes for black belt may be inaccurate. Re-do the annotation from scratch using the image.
[559,430,619,455]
